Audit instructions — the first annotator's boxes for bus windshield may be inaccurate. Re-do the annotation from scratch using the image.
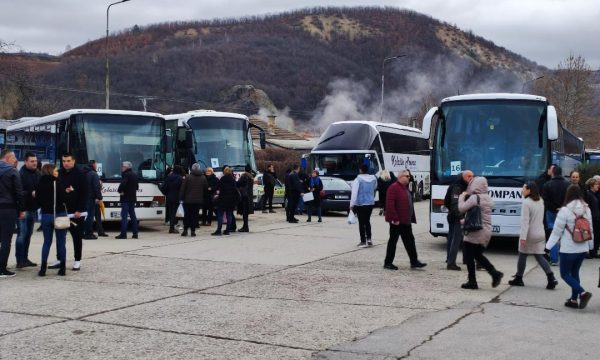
[310,153,379,180]
[187,117,254,172]
[436,100,548,183]
[76,114,166,181]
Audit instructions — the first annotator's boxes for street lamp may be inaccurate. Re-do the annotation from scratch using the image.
[380,54,407,121]
[105,0,131,109]
[521,75,544,93]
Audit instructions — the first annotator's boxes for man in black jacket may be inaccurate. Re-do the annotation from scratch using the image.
[83,160,104,240]
[286,165,303,223]
[443,170,473,271]
[0,150,25,278]
[116,161,139,239]
[262,164,277,214]
[58,153,88,271]
[15,152,40,268]
[541,165,569,265]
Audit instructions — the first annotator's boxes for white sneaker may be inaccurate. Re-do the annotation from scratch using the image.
[48,260,61,269]
[72,261,81,271]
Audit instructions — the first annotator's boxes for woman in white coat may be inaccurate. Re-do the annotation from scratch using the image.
[546,185,594,309]
[508,182,558,289]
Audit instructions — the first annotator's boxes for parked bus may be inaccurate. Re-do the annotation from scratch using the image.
[6,109,169,221]
[422,93,584,238]
[165,110,265,174]
[306,120,430,200]
[585,148,600,165]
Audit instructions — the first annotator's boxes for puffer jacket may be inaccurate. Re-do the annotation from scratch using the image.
[179,169,208,204]
[546,199,594,253]
[458,177,494,247]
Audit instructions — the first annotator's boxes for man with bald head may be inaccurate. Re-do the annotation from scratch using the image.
[443,170,474,270]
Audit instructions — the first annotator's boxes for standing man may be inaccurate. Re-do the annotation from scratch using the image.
[83,160,103,240]
[262,164,277,213]
[15,152,40,268]
[58,152,88,271]
[286,165,303,223]
[116,161,139,239]
[0,150,25,277]
[443,170,474,270]
[383,169,427,270]
[541,165,569,265]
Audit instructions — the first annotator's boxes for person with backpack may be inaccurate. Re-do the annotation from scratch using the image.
[546,184,594,309]
[508,182,558,289]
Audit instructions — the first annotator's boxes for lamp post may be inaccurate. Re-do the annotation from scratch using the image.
[105,0,130,109]
[521,75,544,93]
[380,54,407,121]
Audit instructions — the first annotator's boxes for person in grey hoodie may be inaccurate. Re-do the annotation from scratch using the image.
[546,185,594,309]
[350,164,378,247]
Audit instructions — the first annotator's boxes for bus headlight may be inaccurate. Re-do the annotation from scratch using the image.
[431,199,448,213]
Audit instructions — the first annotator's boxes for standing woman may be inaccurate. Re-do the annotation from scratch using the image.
[35,164,68,276]
[179,163,207,237]
[202,167,218,226]
[212,167,239,236]
[377,170,395,216]
[306,170,323,222]
[508,182,558,289]
[236,164,254,232]
[547,185,594,309]
[585,177,600,258]
[350,164,378,247]
[162,165,184,234]
[458,176,504,289]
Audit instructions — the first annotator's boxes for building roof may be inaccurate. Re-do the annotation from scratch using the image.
[249,118,308,141]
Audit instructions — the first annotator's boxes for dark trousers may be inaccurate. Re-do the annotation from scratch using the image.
[216,208,234,233]
[69,217,84,261]
[287,193,300,221]
[446,219,463,265]
[384,223,418,266]
[593,220,600,252]
[240,198,250,228]
[0,209,17,271]
[463,242,496,282]
[120,202,138,236]
[202,198,214,224]
[15,210,35,264]
[183,203,201,232]
[167,201,179,228]
[355,205,373,242]
[84,198,96,236]
[264,187,274,210]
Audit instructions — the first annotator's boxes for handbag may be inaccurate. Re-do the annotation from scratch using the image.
[462,194,483,234]
[53,181,71,230]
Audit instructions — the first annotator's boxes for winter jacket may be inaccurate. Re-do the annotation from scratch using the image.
[458,177,494,247]
[237,171,254,213]
[518,197,546,254]
[118,168,139,203]
[19,166,41,211]
[586,190,600,222]
[307,175,323,206]
[179,169,208,204]
[161,173,183,203]
[287,171,303,195]
[350,174,377,207]
[444,175,469,223]
[58,165,88,213]
[84,166,102,201]
[263,170,277,191]
[385,181,416,225]
[35,175,68,214]
[205,173,218,198]
[547,199,594,253]
[0,160,24,211]
[542,176,569,213]
[216,174,239,211]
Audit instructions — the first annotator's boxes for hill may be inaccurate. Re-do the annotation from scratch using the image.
[3,7,546,124]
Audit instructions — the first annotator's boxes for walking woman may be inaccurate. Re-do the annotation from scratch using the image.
[585,177,600,258]
[508,182,558,289]
[546,185,594,309]
[212,167,239,236]
[306,169,323,222]
[35,164,68,276]
[350,164,377,247]
[458,176,504,289]
[179,163,208,237]
[202,167,218,226]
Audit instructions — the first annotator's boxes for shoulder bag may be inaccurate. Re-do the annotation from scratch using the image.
[462,194,483,234]
[53,181,71,230]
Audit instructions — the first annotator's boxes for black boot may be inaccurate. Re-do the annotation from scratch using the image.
[58,261,66,276]
[181,229,188,237]
[461,281,479,289]
[38,262,47,277]
[508,275,524,286]
[546,273,558,290]
[491,270,504,288]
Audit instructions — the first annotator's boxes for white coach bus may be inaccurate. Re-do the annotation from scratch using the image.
[422,93,584,237]
[306,120,430,200]
[6,109,170,221]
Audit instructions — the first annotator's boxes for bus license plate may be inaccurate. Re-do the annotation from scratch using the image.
[110,211,121,219]
[492,225,500,233]
[335,195,349,199]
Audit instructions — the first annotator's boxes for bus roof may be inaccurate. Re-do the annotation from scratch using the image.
[7,109,163,130]
[165,110,248,127]
[330,120,423,135]
[441,93,548,103]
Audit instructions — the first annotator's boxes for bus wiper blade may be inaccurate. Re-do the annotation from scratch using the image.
[318,131,345,145]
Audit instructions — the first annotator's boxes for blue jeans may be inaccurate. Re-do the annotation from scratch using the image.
[546,210,559,263]
[15,210,36,264]
[120,202,139,235]
[41,213,67,263]
[559,252,586,300]
[0,209,17,271]
[84,198,96,236]
[216,208,233,233]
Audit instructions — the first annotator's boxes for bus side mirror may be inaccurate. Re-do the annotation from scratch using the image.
[547,106,559,140]
[420,107,438,140]
[259,130,266,149]
[185,129,194,149]
[164,133,172,153]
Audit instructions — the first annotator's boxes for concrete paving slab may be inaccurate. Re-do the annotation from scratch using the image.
[312,351,393,360]
[86,293,418,350]
[0,320,312,359]
[0,311,65,336]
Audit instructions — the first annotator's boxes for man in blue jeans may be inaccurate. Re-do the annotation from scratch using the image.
[116,161,139,239]
[15,152,40,268]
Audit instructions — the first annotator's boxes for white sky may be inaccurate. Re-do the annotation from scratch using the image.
[1,0,599,69]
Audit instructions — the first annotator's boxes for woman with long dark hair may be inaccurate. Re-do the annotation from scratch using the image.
[212,167,239,236]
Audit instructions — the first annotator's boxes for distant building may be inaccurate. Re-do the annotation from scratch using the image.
[250,115,317,151]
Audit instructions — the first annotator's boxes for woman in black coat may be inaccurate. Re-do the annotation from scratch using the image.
[585,177,600,258]
[202,167,218,226]
[306,170,323,222]
[161,165,184,233]
[212,167,239,236]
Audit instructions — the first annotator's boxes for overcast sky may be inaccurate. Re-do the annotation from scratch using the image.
[1,0,599,69]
